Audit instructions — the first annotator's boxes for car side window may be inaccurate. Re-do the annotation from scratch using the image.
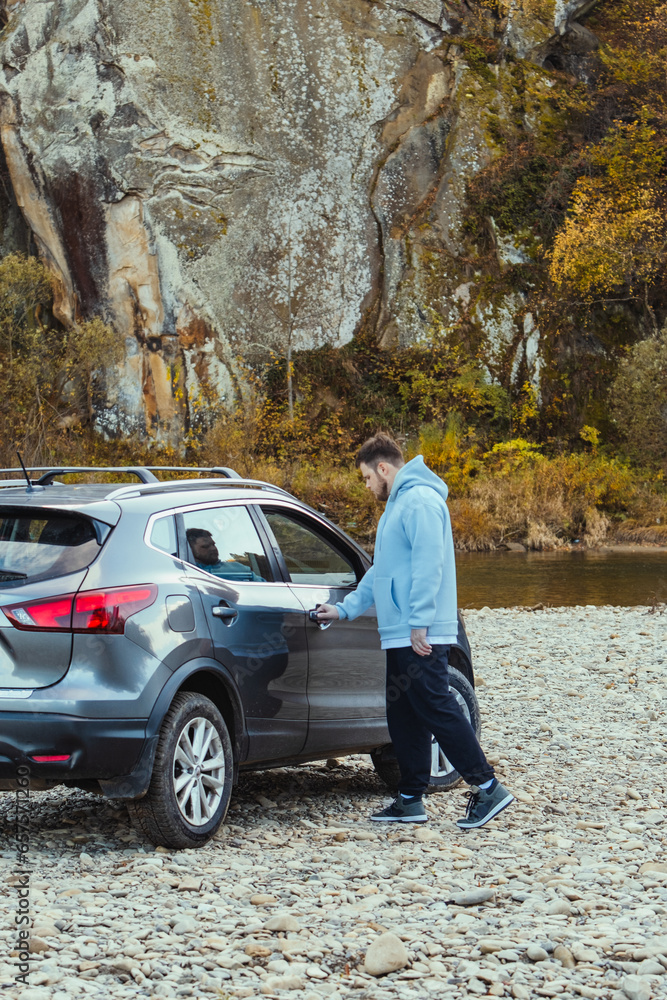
[263,510,357,586]
[149,515,178,556]
[182,506,272,582]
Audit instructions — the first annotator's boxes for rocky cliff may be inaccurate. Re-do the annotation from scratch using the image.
[0,0,598,441]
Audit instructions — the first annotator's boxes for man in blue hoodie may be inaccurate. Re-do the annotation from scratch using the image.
[316,433,513,829]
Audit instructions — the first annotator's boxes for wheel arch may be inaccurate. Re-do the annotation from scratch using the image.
[449,644,474,687]
[147,658,247,771]
[100,660,247,800]
[176,670,244,768]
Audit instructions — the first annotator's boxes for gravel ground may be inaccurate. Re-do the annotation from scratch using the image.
[2,606,667,1000]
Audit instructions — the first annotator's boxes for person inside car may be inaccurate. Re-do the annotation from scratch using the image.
[186,528,264,582]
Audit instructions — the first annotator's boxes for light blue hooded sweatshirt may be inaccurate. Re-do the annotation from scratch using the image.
[335,455,457,643]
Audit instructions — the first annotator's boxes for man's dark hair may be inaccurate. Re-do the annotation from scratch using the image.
[356,433,404,469]
[186,528,213,543]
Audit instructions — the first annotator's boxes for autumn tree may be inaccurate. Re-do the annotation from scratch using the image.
[548,118,667,316]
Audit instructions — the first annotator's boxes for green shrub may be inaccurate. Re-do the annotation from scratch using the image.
[610,331,667,466]
[0,253,123,465]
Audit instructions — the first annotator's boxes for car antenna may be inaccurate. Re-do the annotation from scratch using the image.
[16,450,35,493]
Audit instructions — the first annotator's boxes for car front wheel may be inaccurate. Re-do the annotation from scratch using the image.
[128,691,233,849]
[370,667,482,793]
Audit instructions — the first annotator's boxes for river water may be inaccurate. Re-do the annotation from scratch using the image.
[456,548,667,609]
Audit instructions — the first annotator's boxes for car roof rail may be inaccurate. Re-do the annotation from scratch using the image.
[0,466,162,486]
[142,466,242,479]
[0,466,241,487]
[0,465,293,504]
[105,477,295,501]
[34,467,163,485]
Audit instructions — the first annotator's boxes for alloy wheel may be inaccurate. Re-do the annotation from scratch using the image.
[172,716,226,826]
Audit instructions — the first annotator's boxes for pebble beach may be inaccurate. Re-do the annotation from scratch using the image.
[2,606,667,1000]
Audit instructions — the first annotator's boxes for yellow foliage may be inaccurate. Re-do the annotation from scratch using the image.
[550,190,663,297]
[407,418,481,495]
[549,119,667,299]
[600,45,664,90]
[450,499,499,552]
[484,437,542,471]
[448,447,643,549]
[513,382,539,434]
[580,424,600,450]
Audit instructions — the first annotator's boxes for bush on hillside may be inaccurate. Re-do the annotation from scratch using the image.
[0,253,123,464]
[610,330,667,466]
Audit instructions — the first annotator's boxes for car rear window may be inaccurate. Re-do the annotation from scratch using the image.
[0,510,109,587]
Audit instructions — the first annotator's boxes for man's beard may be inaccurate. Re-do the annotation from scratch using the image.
[376,480,390,502]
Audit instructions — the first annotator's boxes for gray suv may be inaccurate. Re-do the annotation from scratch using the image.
[0,467,479,848]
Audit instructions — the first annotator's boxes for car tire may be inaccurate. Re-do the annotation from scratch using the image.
[370,667,482,793]
[128,691,233,849]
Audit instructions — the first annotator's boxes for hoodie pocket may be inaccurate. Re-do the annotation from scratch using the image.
[374,577,402,626]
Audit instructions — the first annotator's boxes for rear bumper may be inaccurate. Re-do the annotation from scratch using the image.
[0,712,147,784]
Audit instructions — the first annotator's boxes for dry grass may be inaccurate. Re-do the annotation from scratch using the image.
[583,507,611,547]
[610,521,667,545]
[445,446,665,551]
[524,520,562,551]
[449,500,499,551]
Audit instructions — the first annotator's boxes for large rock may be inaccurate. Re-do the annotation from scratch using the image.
[364,931,409,976]
[264,913,301,932]
[0,0,598,440]
[504,0,598,61]
[622,976,652,1000]
[449,887,496,906]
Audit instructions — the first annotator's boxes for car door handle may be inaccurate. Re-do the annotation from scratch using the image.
[212,605,238,622]
[309,610,331,631]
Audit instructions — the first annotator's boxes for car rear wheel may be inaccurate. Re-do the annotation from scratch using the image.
[370,667,481,793]
[128,691,233,849]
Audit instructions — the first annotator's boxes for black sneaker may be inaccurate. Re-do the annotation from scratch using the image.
[371,796,428,823]
[456,779,514,830]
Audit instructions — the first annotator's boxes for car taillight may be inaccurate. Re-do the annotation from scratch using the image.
[5,595,74,630]
[5,585,157,633]
[72,586,158,632]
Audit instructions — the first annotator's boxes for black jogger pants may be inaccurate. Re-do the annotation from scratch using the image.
[385,644,494,797]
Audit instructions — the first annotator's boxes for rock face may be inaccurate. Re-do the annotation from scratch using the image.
[0,0,596,441]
